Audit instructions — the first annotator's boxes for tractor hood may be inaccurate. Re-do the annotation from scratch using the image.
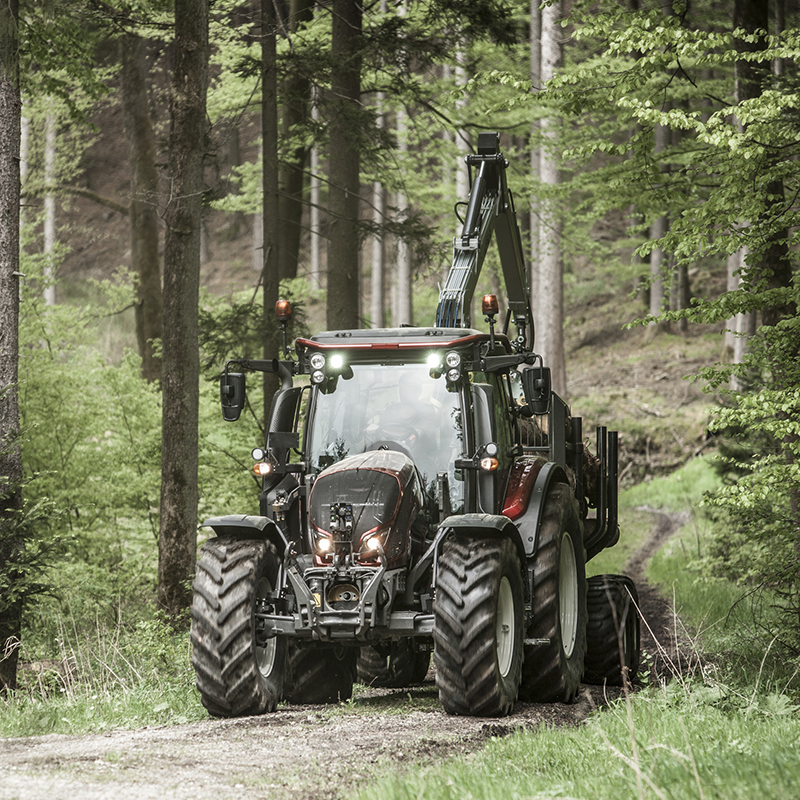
[308,449,426,568]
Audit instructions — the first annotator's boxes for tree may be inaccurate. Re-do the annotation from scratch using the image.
[158,0,209,619]
[121,33,163,384]
[536,0,566,397]
[326,0,363,330]
[278,0,314,283]
[0,0,21,693]
[261,0,281,404]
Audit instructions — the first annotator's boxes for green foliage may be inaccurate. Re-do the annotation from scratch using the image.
[694,323,800,653]
[17,261,269,648]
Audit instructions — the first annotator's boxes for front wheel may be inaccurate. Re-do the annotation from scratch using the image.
[191,538,287,717]
[519,483,587,703]
[433,535,524,716]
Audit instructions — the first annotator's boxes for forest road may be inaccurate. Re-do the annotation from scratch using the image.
[0,509,687,800]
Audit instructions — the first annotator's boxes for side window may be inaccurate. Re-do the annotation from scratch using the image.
[491,373,514,461]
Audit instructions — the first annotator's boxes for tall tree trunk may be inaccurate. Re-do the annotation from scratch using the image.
[529,0,541,329]
[326,0,362,330]
[262,0,281,404]
[0,0,22,693]
[158,0,208,619]
[371,179,385,327]
[278,0,313,282]
[648,119,669,325]
[309,93,321,290]
[43,111,56,306]
[730,0,794,352]
[538,0,566,397]
[394,106,412,326]
[121,34,163,384]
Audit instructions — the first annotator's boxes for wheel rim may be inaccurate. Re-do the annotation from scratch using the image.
[255,576,277,677]
[559,533,578,659]
[495,576,516,677]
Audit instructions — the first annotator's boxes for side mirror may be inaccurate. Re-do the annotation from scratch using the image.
[523,365,551,415]
[221,373,246,421]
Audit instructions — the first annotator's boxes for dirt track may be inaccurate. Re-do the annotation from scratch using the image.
[0,510,686,800]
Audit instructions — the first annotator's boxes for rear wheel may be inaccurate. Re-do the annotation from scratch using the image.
[584,575,640,685]
[191,538,286,717]
[433,535,523,716]
[519,483,587,703]
[356,639,431,688]
[284,643,357,703]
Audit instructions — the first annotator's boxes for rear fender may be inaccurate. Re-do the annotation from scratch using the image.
[514,461,571,559]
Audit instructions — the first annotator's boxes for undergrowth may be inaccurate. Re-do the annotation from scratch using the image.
[1,612,204,736]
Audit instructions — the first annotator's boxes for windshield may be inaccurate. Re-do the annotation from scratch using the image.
[307,363,464,512]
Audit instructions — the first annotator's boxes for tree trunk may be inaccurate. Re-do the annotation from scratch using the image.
[529,0,541,328]
[0,0,22,693]
[394,106,412,326]
[309,93,322,290]
[537,0,566,398]
[371,179,385,327]
[158,0,208,619]
[326,0,362,330]
[121,33,163,384]
[278,0,314,282]
[262,0,281,404]
[648,119,669,324]
[43,111,56,306]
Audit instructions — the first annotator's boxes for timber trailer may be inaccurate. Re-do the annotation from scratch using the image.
[190,132,640,717]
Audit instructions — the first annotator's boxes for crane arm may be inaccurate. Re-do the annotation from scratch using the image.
[435,132,534,351]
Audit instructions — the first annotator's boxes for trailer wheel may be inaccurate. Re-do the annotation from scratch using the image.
[356,639,431,687]
[191,538,286,717]
[519,483,587,703]
[433,535,523,716]
[284,643,357,704]
[584,575,640,686]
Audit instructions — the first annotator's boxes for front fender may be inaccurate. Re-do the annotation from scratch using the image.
[438,512,527,566]
[200,514,289,558]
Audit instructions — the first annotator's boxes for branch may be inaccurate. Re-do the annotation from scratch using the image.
[51,185,130,216]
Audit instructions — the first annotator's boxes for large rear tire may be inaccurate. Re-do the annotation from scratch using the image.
[356,639,431,688]
[584,574,640,685]
[433,535,524,716]
[519,483,587,703]
[284,643,357,703]
[191,538,286,717]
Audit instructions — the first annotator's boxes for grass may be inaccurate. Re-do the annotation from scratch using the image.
[1,614,206,737]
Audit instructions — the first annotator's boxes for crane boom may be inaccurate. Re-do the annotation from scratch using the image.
[435,132,534,351]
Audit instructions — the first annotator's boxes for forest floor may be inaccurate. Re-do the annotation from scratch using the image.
[0,510,688,800]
